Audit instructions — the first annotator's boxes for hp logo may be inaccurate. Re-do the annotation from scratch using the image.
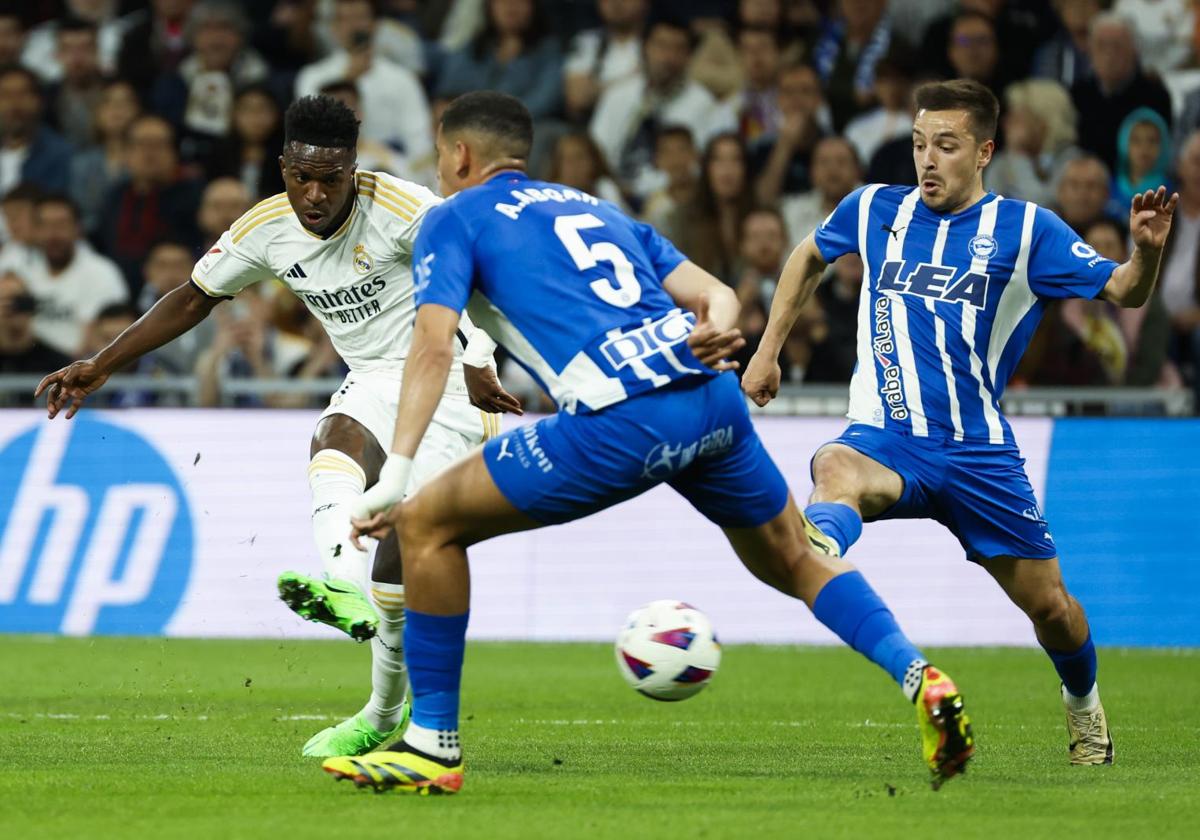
[0,415,193,634]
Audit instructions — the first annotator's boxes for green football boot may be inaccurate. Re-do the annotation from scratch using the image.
[277,571,378,641]
[303,707,410,758]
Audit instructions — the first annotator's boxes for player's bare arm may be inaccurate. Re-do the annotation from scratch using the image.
[661,259,745,370]
[349,302,462,547]
[34,281,222,419]
[741,235,828,406]
[1101,185,1179,308]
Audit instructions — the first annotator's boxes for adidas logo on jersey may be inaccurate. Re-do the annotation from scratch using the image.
[284,263,307,279]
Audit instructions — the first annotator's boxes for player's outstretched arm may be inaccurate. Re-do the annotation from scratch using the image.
[742,234,828,406]
[34,282,222,419]
[1102,186,1179,308]
[349,302,461,546]
[662,260,745,370]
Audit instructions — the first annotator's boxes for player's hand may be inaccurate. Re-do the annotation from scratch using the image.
[741,350,781,407]
[34,359,110,419]
[1129,186,1179,251]
[349,505,400,552]
[464,363,523,415]
[687,293,744,371]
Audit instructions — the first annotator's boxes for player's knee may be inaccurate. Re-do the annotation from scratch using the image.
[1025,587,1072,629]
[810,446,858,501]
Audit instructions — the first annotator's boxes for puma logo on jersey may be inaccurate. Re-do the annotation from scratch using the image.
[284,262,307,279]
[496,438,514,461]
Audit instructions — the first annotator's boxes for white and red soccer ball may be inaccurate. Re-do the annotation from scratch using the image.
[615,600,721,701]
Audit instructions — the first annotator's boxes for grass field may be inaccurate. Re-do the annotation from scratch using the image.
[0,638,1196,839]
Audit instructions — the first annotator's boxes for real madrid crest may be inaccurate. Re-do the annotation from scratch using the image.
[352,243,373,275]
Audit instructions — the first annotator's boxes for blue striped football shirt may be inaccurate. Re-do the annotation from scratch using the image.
[814,185,1119,445]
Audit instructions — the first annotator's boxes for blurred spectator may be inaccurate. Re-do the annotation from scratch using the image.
[318,78,413,177]
[739,0,785,30]
[945,11,1008,100]
[1033,0,1100,88]
[641,125,697,231]
[733,26,783,144]
[253,0,320,75]
[196,176,251,249]
[1112,107,1172,210]
[135,238,216,375]
[750,62,829,204]
[81,302,138,360]
[69,78,139,235]
[0,183,42,275]
[44,17,105,148]
[546,131,627,209]
[811,0,891,132]
[4,194,128,357]
[117,0,196,93]
[21,0,132,83]
[590,17,734,200]
[687,18,743,105]
[782,136,861,248]
[666,133,753,283]
[151,1,269,143]
[436,0,564,120]
[563,0,647,123]
[202,83,286,199]
[0,7,23,66]
[0,65,73,195]
[733,206,788,362]
[921,0,1047,84]
[843,53,913,172]
[0,272,72,402]
[296,0,431,161]
[805,253,862,383]
[1114,0,1195,77]
[1160,130,1200,404]
[1084,216,1172,387]
[986,79,1080,206]
[1055,155,1119,234]
[100,114,203,296]
[1071,12,1172,173]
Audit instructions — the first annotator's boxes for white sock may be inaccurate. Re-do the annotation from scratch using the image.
[403,721,461,762]
[308,449,370,593]
[1063,682,1101,713]
[902,658,929,704]
[360,582,408,734]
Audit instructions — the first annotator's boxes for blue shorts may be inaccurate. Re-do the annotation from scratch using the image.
[483,373,789,529]
[823,424,1057,562]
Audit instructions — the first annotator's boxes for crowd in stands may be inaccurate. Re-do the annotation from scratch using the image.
[1,0,1200,412]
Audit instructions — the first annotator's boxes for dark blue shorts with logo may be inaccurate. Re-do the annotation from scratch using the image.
[824,423,1058,562]
[482,372,790,528]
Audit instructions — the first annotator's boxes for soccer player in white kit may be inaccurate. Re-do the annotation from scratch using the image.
[35,96,516,758]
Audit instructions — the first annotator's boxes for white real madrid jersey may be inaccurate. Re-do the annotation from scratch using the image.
[191,170,481,375]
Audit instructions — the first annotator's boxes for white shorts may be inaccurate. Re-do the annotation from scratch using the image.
[318,369,499,490]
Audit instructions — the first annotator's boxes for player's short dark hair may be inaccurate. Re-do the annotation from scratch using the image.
[440,90,533,161]
[913,78,1000,142]
[284,94,359,150]
[34,191,80,220]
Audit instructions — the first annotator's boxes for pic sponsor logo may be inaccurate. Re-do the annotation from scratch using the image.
[0,416,193,635]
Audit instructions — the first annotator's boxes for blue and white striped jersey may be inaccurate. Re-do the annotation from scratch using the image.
[413,172,714,414]
[815,185,1119,445]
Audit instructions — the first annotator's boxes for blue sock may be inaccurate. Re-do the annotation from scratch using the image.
[804,502,863,556]
[404,609,470,730]
[812,571,925,693]
[1043,633,1097,698]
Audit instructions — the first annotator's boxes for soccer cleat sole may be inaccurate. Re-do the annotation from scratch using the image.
[929,692,975,791]
[324,763,463,796]
[277,578,377,642]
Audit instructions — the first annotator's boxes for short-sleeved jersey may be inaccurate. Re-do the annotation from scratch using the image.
[814,184,1119,445]
[192,170,479,375]
[413,171,712,414]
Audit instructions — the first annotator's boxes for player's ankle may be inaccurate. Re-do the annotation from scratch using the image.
[403,721,462,762]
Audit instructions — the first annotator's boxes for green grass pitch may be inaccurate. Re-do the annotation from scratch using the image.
[0,638,1196,839]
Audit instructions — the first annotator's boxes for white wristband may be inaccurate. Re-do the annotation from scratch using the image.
[461,329,498,368]
[350,454,413,520]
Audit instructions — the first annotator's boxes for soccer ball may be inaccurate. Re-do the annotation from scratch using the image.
[614,600,721,701]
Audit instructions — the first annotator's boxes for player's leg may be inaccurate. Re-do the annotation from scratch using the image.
[978,555,1112,765]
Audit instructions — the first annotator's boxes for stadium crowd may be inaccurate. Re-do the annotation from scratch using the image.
[0,0,1199,411]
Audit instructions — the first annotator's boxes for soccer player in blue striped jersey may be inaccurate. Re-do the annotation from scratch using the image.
[744,79,1179,769]
[320,91,971,794]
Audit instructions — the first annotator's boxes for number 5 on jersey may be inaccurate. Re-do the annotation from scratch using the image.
[554,213,641,308]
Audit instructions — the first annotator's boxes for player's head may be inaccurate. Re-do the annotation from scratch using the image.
[436,90,532,197]
[280,94,359,235]
[911,79,998,213]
